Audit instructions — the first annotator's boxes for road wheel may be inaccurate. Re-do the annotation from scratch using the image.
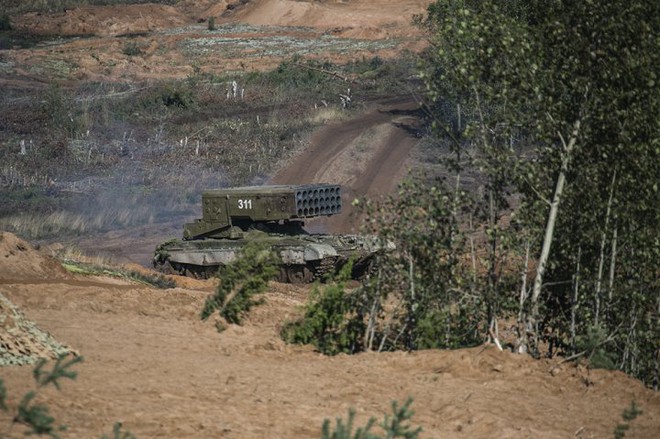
[286,265,313,284]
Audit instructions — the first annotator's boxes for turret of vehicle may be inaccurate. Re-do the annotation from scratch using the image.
[153,184,386,283]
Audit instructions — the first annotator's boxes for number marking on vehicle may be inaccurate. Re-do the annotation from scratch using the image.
[238,199,253,209]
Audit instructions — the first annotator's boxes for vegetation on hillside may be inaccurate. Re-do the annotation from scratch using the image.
[0,55,416,240]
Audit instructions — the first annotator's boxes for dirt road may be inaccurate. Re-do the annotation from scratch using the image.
[272,95,422,233]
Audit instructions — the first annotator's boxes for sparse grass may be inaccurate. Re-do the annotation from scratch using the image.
[182,24,400,60]
[0,54,417,233]
[58,248,175,289]
[0,208,154,240]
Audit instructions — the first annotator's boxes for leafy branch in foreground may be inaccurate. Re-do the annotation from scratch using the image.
[200,241,278,330]
[321,398,421,439]
[1,355,136,439]
[1,355,82,438]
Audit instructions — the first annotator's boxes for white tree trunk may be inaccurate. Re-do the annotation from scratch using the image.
[595,170,617,325]
[526,119,581,349]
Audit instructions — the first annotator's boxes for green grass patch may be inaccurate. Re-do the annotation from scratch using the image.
[61,259,175,289]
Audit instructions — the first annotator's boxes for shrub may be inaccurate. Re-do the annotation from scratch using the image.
[281,262,366,355]
[200,241,279,329]
[122,41,143,57]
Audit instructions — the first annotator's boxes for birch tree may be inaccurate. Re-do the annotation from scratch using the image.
[419,0,659,372]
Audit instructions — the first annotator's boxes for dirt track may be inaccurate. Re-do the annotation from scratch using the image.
[272,95,422,233]
[1,1,659,438]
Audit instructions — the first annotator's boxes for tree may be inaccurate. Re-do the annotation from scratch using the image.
[419,0,659,380]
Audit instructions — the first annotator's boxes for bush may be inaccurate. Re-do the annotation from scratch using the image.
[200,241,279,329]
[281,262,366,355]
[122,41,143,57]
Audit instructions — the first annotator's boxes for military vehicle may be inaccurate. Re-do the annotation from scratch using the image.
[153,183,386,283]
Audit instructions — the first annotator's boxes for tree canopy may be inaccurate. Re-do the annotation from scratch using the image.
[417,0,658,382]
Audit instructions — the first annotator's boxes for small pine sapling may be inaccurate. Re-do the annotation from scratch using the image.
[321,398,421,439]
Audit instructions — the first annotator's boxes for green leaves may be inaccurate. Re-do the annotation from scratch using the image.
[281,262,366,355]
[200,241,279,326]
[420,0,659,382]
[9,355,83,438]
[321,398,421,439]
[33,355,83,390]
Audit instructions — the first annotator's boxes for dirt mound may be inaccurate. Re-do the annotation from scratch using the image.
[0,232,70,281]
[0,292,77,366]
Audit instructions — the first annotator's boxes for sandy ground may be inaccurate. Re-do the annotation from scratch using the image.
[1,2,659,438]
[0,233,659,438]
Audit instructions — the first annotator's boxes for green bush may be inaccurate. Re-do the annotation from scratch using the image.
[576,324,618,370]
[281,262,365,355]
[200,241,279,329]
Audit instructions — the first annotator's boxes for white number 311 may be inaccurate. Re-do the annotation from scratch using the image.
[238,199,253,209]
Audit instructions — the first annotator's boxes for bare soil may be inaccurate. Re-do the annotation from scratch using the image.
[1,2,659,438]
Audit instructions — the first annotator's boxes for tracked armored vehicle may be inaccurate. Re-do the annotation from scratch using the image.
[153,184,384,283]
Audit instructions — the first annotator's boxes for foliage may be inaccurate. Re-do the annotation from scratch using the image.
[281,262,365,355]
[321,398,421,439]
[613,400,643,439]
[200,241,279,328]
[360,174,518,351]
[418,0,659,383]
[1,355,137,438]
[575,324,617,371]
[1,355,82,438]
[60,259,175,289]
[121,41,143,57]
